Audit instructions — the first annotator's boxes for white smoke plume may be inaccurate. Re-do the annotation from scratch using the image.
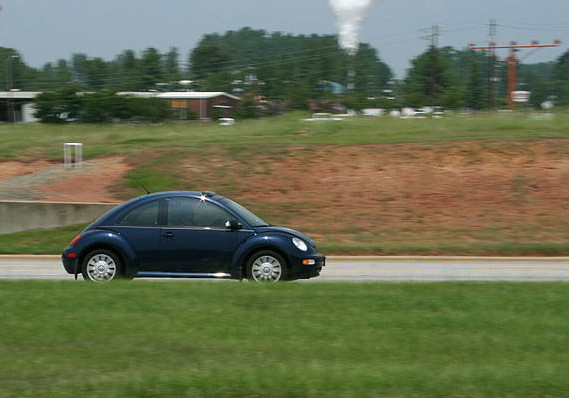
[330,0,377,54]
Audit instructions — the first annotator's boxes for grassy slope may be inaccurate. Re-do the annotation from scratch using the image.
[1,281,568,398]
[3,112,569,160]
[1,112,569,255]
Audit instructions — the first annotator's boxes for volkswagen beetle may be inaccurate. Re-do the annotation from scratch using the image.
[62,191,325,282]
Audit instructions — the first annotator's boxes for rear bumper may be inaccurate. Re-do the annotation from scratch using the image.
[61,252,78,275]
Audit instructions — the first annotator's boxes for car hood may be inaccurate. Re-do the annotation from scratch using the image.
[254,226,317,248]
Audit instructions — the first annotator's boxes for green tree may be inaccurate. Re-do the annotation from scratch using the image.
[553,51,569,105]
[70,54,111,89]
[189,41,231,86]
[34,86,83,123]
[139,47,164,89]
[80,91,118,123]
[117,95,172,122]
[464,59,485,109]
[0,48,34,90]
[188,27,392,105]
[34,87,171,124]
[114,50,143,91]
[352,43,392,97]
[403,46,460,108]
[517,62,555,108]
[163,47,183,86]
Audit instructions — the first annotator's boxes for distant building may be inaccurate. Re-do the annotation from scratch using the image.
[0,91,241,123]
[120,91,241,120]
[0,91,41,123]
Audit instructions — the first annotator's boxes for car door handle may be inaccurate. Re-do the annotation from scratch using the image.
[162,232,175,239]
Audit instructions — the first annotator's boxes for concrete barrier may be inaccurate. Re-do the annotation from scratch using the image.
[0,200,118,235]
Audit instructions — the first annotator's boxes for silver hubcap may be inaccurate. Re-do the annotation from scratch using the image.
[251,255,282,282]
[86,254,117,281]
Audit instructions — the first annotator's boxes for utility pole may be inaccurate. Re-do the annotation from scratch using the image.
[421,25,440,106]
[4,55,19,123]
[487,19,497,109]
[428,25,440,48]
[469,39,561,110]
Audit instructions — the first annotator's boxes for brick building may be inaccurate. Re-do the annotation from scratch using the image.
[121,91,241,120]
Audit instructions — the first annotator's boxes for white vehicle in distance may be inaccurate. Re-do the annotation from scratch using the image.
[219,118,235,126]
[303,113,343,121]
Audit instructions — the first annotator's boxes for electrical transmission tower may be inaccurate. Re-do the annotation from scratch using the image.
[487,20,497,109]
[420,25,440,106]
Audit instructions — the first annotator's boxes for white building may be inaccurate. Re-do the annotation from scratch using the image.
[0,91,41,123]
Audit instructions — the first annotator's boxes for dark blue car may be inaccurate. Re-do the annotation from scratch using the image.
[62,191,325,282]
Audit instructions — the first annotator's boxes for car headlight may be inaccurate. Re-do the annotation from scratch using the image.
[292,237,308,252]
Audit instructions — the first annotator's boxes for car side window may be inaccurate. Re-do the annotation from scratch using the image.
[167,198,232,228]
[117,200,160,226]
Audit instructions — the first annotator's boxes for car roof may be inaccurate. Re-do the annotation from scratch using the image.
[139,191,220,200]
[89,191,224,227]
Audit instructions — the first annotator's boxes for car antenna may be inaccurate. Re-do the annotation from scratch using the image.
[130,174,151,195]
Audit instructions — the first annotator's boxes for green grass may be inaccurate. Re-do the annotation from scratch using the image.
[0,224,87,255]
[2,112,569,160]
[1,281,568,397]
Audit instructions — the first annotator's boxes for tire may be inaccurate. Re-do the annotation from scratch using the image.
[81,249,122,282]
[246,250,288,282]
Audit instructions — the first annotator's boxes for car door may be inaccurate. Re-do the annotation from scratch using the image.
[160,197,238,276]
[109,199,162,272]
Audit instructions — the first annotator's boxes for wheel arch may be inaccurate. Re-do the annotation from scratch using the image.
[78,244,125,267]
[234,241,292,280]
[75,233,138,278]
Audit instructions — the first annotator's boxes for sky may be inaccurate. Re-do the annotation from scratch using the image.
[1,0,568,78]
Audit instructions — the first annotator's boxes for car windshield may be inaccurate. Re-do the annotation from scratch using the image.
[218,197,270,227]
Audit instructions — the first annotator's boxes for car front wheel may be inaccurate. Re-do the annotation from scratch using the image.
[246,251,288,282]
[81,249,122,282]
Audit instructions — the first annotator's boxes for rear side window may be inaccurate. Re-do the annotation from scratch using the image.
[117,200,160,226]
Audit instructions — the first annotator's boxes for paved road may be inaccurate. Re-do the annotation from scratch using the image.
[2,255,569,282]
[318,256,569,282]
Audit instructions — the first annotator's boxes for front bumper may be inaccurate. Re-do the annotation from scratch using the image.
[290,254,326,279]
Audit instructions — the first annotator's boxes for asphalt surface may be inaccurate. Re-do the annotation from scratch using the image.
[2,255,569,282]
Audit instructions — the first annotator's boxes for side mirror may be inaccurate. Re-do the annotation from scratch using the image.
[225,220,243,230]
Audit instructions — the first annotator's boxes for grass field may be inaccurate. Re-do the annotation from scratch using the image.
[2,112,569,160]
[0,224,87,255]
[1,281,568,398]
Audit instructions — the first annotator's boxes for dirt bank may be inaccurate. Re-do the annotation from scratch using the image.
[1,140,568,254]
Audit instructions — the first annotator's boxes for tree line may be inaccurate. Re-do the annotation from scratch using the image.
[2,27,569,122]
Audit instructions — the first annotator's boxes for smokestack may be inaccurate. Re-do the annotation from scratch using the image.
[329,0,377,91]
[329,0,376,55]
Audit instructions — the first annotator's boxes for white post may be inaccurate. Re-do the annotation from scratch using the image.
[63,143,83,168]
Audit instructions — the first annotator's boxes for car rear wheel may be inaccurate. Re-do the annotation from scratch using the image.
[246,251,288,282]
[82,249,122,282]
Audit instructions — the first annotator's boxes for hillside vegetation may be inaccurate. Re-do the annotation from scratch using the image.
[1,111,569,255]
